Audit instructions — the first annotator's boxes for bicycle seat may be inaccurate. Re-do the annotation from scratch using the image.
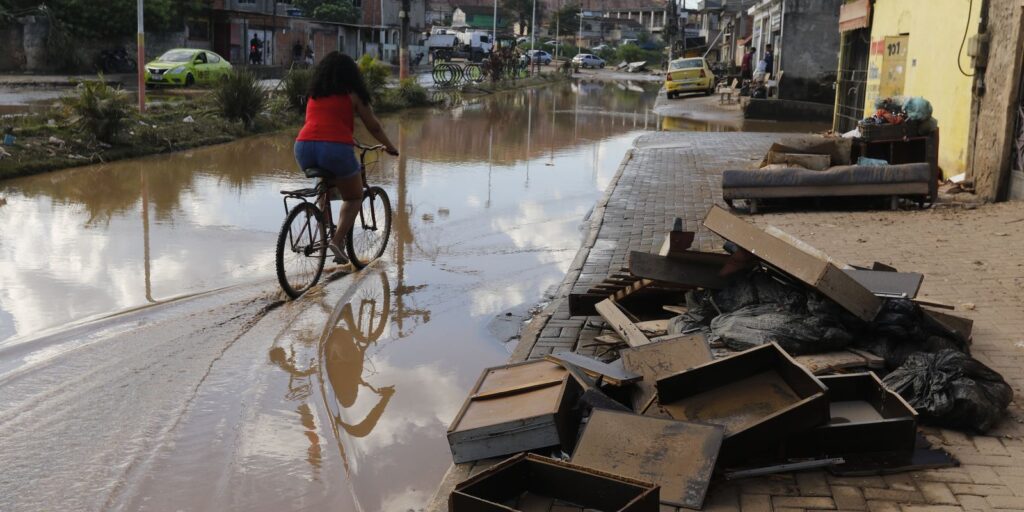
[303,167,331,178]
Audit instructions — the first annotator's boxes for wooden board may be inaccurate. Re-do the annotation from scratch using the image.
[571,409,724,509]
[545,352,642,386]
[660,370,802,436]
[621,334,713,412]
[628,251,730,289]
[634,319,669,336]
[595,299,651,347]
[794,350,882,375]
[844,269,923,298]
[703,205,882,321]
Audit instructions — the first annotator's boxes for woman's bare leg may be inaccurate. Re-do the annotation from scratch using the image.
[330,174,364,249]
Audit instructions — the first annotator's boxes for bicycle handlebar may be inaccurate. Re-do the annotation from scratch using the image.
[353,141,386,151]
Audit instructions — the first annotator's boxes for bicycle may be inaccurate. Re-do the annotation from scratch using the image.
[275,142,393,299]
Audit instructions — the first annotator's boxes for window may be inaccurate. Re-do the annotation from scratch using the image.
[195,52,208,64]
[238,0,256,4]
[206,52,221,63]
[669,58,703,70]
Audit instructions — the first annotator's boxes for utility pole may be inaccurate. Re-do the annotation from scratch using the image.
[554,0,560,63]
[530,0,537,73]
[137,0,145,112]
[492,0,498,52]
[399,0,410,78]
[271,0,277,65]
[577,2,583,49]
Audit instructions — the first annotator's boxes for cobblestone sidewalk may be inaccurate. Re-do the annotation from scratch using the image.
[429,132,1024,512]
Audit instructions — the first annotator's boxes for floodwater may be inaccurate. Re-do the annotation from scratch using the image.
[0,80,825,511]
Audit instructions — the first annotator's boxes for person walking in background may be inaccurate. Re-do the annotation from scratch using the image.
[763,44,774,77]
[740,45,753,80]
[249,34,262,65]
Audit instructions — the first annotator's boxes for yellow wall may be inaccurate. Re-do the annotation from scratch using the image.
[865,0,979,177]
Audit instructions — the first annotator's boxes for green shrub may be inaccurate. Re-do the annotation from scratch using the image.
[213,69,265,127]
[396,78,428,105]
[357,54,391,101]
[60,76,133,143]
[280,67,313,112]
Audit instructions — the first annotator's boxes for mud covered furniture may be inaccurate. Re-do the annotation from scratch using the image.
[722,162,934,213]
[450,453,660,511]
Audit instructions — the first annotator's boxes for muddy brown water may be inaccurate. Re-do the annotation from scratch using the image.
[0,81,826,510]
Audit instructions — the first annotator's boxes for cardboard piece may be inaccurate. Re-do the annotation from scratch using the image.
[703,205,882,321]
[448,360,582,464]
[545,352,642,386]
[655,343,829,464]
[571,410,723,509]
[451,453,660,511]
[620,334,713,411]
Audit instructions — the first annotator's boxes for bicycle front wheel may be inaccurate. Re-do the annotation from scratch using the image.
[345,186,392,269]
[276,202,328,298]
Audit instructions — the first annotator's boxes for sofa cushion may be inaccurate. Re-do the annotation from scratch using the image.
[722,163,932,188]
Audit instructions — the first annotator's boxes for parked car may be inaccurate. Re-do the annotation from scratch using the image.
[664,56,715,99]
[144,49,232,87]
[572,53,605,69]
[620,39,638,46]
[526,50,552,65]
[591,44,611,53]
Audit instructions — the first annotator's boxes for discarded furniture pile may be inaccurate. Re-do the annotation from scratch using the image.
[444,206,1013,511]
[721,136,937,213]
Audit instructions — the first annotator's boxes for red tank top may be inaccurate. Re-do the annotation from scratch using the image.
[296,94,355,144]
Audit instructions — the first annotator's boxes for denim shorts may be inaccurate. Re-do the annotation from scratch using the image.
[294,141,360,179]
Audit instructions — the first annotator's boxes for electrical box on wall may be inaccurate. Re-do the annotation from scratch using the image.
[967,32,989,69]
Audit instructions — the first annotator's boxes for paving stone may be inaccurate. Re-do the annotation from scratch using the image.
[985,495,1024,510]
[918,481,959,505]
[740,493,772,512]
[863,488,924,503]
[772,496,836,509]
[948,484,1016,497]
[797,472,832,497]
[830,485,867,510]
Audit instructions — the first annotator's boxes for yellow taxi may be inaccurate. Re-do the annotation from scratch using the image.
[665,57,715,99]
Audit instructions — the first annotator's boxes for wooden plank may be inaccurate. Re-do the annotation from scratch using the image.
[844,268,923,298]
[663,305,687,315]
[846,348,885,369]
[703,205,882,321]
[545,352,642,386]
[610,278,653,302]
[914,298,956,310]
[594,333,625,345]
[793,350,869,375]
[621,334,713,411]
[472,379,564,400]
[628,251,730,289]
[595,299,651,347]
[634,319,669,336]
[571,409,724,509]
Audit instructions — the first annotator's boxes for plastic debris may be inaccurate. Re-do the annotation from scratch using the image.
[183,115,195,123]
[883,349,1013,433]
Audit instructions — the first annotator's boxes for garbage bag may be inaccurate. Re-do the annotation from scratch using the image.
[904,96,933,122]
[709,304,854,355]
[882,349,1013,433]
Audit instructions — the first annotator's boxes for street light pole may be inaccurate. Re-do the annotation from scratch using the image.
[493,0,498,51]
[399,0,410,79]
[137,0,145,112]
[530,0,537,72]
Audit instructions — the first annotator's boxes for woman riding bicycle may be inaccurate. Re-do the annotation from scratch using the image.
[295,51,399,266]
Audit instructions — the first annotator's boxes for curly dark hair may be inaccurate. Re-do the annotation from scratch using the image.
[307,51,372,104]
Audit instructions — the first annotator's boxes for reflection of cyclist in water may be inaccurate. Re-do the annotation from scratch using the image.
[322,302,395,438]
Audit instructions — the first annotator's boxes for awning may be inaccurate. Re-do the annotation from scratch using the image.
[839,0,871,32]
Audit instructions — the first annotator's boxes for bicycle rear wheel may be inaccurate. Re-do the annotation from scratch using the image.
[276,202,327,298]
[345,186,392,269]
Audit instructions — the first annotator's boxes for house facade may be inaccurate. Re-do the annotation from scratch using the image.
[747,0,843,104]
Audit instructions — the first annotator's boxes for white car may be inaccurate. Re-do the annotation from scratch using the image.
[572,53,605,69]
[526,50,552,65]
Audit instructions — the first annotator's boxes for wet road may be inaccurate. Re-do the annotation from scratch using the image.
[0,80,826,511]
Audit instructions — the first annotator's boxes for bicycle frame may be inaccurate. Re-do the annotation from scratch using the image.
[280,141,386,252]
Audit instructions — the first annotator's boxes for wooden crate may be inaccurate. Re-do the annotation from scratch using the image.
[447,360,582,464]
[655,343,829,465]
[451,453,659,511]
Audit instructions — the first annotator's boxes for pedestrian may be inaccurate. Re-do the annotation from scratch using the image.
[292,40,303,66]
[740,45,753,80]
[753,55,767,82]
[294,52,399,265]
[305,45,314,66]
[250,34,262,65]
[763,44,774,77]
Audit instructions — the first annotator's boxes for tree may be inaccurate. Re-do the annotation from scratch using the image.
[39,0,205,38]
[501,0,544,37]
[312,2,359,23]
[294,0,359,23]
[552,3,579,37]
